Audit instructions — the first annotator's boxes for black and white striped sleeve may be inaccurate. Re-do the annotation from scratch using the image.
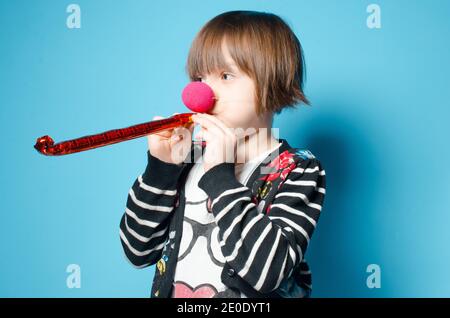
[119,150,184,268]
[197,158,326,294]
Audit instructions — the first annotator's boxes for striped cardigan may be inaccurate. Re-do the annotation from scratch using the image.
[119,139,326,298]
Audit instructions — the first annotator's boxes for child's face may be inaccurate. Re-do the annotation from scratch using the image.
[197,42,266,131]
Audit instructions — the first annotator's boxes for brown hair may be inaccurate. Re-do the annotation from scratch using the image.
[186,10,310,116]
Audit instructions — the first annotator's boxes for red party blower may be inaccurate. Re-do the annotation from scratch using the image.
[34,82,215,156]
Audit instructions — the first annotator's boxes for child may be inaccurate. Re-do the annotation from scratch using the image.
[119,10,326,298]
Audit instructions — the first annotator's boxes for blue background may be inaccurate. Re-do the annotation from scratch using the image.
[1,0,449,297]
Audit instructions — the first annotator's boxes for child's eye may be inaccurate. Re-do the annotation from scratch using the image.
[221,73,234,81]
[193,76,203,82]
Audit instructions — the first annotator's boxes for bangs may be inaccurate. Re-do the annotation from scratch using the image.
[186,25,252,81]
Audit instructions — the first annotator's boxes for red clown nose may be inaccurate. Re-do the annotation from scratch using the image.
[181,81,216,113]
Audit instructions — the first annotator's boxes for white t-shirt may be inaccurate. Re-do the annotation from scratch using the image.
[171,143,281,298]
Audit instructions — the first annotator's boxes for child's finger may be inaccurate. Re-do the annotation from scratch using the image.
[171,125,193,144]
[191,114,224,137]
[173,126,189,138]
[186,122,195,132]
[170,134,181,142]
[198,113,236,140]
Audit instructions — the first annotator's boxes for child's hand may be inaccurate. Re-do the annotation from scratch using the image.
[191,113,237,172]
[147,113,194,165]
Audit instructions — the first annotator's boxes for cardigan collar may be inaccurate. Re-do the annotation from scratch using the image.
[245,138,292,189]
[185,138,293,187]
